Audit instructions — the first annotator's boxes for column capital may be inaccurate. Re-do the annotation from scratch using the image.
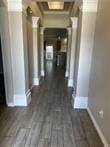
[7,0,22,12]
[81,0,98,12]
[40,27,45,35]
[32,17,40,28]
[70,17,78,29]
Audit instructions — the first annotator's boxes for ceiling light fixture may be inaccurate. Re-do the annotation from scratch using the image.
[48,2,64,10]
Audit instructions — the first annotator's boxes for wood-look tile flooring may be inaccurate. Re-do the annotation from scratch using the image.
[0,61,103,147]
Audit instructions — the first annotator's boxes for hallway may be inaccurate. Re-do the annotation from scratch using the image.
[0,61,103,147]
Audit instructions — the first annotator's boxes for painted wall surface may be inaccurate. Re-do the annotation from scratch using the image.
[0,6,14,103]
[22,13,29,92]
[88,0,110,144]
[68,25,77,87]
[74,12,82,90]
[43,14,70,28]
[37,26,41,78]
[76,12,97,97]
[33,25,41,81]
[9,12,26,94]
[27,16,34,88]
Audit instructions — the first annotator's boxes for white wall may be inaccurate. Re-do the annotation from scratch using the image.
[27,16,34,88]
[0,5,14,104]
[33,19,41,84]
[22,12,29,92]
[88,0,110,144]
[76,12,97,97]
[9,12,26,94]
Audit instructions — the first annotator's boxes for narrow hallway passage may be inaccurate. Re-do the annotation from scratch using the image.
[0,61,103,147]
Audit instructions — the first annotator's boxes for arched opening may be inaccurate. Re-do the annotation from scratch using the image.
[44,28,68,77]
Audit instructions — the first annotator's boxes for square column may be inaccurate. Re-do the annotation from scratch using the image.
[7,0,31,106]
[68,17,78,87]
[73,0,98,109]
[65,27,72,78]
[32,17,40,85]
[40,27,45,77]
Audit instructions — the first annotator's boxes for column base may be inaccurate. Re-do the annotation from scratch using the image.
[73,96,88,109]
[13,90,31,106]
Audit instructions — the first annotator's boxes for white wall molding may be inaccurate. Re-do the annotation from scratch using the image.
[33,78,40,86]
[87,108,109,147]
[70,17,78,28]
[14,90,31,106]
[68,79,73,87]
[32,17,39,28]
[73,96,88,109]
[65,71,69,78]
[7,0,23,12]
[82,0,98,12]
[41,70,45,77]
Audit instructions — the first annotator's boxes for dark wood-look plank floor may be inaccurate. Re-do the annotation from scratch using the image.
[0,61,103,147]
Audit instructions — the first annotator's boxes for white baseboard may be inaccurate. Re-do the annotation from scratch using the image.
[33,78,40,86]
[65,71,69,78]
[73,96,88,109]
[68,79,73,87]
[14,90,31,106]
[7,102,14,107]
[41,70,45,77]
[87,108,109,147]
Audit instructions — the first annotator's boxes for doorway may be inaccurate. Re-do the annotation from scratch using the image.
[0,37,6,105]
[44,28,68,76]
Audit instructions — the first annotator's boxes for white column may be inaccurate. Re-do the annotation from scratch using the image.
[40,27,45,77]
[68,17,78,87]
[32,17,40,85]
[7,0,31,106]
[73,0,98,109]
[65,27,72,78]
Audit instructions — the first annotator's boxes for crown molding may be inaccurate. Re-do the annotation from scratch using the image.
[32,17,40,28]
[70,17,78,28]
[7,0,22,12]
[82,0,98,12]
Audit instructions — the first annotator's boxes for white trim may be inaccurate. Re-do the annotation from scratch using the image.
[41,70,45,77]
[40,27,45,35]
[33,78,40,86]
[73,96,88,109]
[7,102,14,107]
[65,71,69,78]
[67,27,72,35]
[32,17,39,28]
[82,0,98,12]
[71,17,78,28]
[87,108,109,147]
[14,90,31,106]
[68,79,73,87]
[7,0,22,12]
